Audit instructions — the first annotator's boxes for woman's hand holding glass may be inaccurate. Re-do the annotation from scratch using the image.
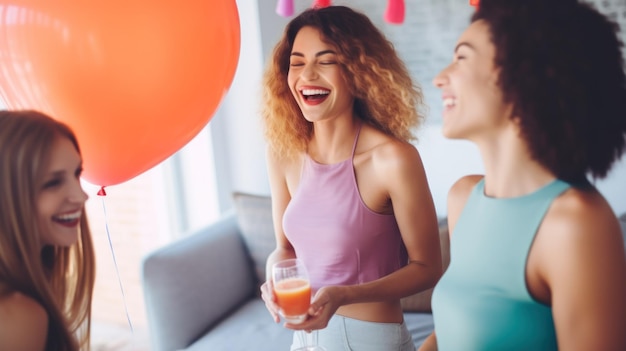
[271,258,312,324]
[267,258,326,350]
[260,279,281,323]
[260,258,310,324]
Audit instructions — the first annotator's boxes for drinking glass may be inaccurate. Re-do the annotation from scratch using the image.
[272,258,312,324]
[272,258,326,350]
[293,329,326,351]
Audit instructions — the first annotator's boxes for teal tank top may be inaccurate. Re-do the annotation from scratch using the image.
[431,178,570,351]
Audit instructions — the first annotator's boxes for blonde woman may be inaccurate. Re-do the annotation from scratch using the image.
[0,110,96,351]
[260,6,442,351]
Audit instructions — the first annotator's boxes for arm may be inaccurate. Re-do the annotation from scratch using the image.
[260,147,298,322]
[537,190,626,350]
[418,332,438,351]
[0,292,48,351]
[304,142,442,321]
[349,142,442,299]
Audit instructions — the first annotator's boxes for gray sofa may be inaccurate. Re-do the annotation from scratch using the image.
[141,193,448,351]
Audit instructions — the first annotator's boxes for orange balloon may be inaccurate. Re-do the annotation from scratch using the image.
[0,0,240,186]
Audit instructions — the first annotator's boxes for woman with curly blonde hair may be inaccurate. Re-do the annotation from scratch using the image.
[0,110,96,351]
[260,6,442,350]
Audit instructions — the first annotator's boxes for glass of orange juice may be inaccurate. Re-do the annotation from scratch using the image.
[272,258,326,350]
[272,258,312,324]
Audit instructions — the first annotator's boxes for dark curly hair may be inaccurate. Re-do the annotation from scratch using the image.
[262,6,425,158]
[473,0,626,184]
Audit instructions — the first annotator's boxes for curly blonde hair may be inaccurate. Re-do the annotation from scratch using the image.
[262,6,426,158]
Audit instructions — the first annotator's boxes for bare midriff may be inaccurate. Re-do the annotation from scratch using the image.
[336,300,404,324]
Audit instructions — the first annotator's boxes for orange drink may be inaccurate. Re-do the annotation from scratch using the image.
[272,258,311,324]
[274,277,311,318]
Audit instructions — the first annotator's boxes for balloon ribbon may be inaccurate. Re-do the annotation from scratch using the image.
[100,194,134,333]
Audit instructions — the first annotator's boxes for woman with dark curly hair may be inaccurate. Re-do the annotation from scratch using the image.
[0,110,96,351]
[259,5,442,351]
[421,0,626,350]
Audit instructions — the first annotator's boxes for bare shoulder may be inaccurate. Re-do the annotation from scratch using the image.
[0,291,48,351]
[447,175,484,233]
[537,186,626,349]
[266,145,296,170]
[539,186,625,265]
[448,175,483,205]
[268,144,305,169]
[363,127,422,170]
[544,187,623,246]
[266,145,305,191]
[365,133,430,198]
[357,127,433,213]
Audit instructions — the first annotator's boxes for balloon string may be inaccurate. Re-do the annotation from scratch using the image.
[100,196,134,334]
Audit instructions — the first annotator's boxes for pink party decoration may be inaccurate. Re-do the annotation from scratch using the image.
[384,0,405,24]
[276,0,294,17]
[312,0,331,8]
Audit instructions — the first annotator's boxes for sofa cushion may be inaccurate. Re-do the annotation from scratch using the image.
[400,218,451,313]
[232,192,276,289]
[142,214,256,351]
[182,299,292,351]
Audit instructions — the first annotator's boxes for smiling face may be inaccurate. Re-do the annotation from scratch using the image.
[433,20,513,141]
[37,136,88,248]
[287,26,354,123]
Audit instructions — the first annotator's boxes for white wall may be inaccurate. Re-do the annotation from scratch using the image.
[209,0,273,212]
[415,125,482,217]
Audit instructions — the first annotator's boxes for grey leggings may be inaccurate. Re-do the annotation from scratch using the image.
[291,314,415,351]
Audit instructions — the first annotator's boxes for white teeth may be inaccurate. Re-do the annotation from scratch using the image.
[443,98,456,107]
[54,210,82,221]
[443,97,456,108]
[301,89,330,96]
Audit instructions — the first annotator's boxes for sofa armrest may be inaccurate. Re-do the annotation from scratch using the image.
[141,211,256,351]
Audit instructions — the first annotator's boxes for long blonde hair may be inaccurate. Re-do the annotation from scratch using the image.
[262,6,426,158]
[0,110,96,351]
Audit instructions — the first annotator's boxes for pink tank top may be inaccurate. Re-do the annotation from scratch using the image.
[282,125,407,292]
